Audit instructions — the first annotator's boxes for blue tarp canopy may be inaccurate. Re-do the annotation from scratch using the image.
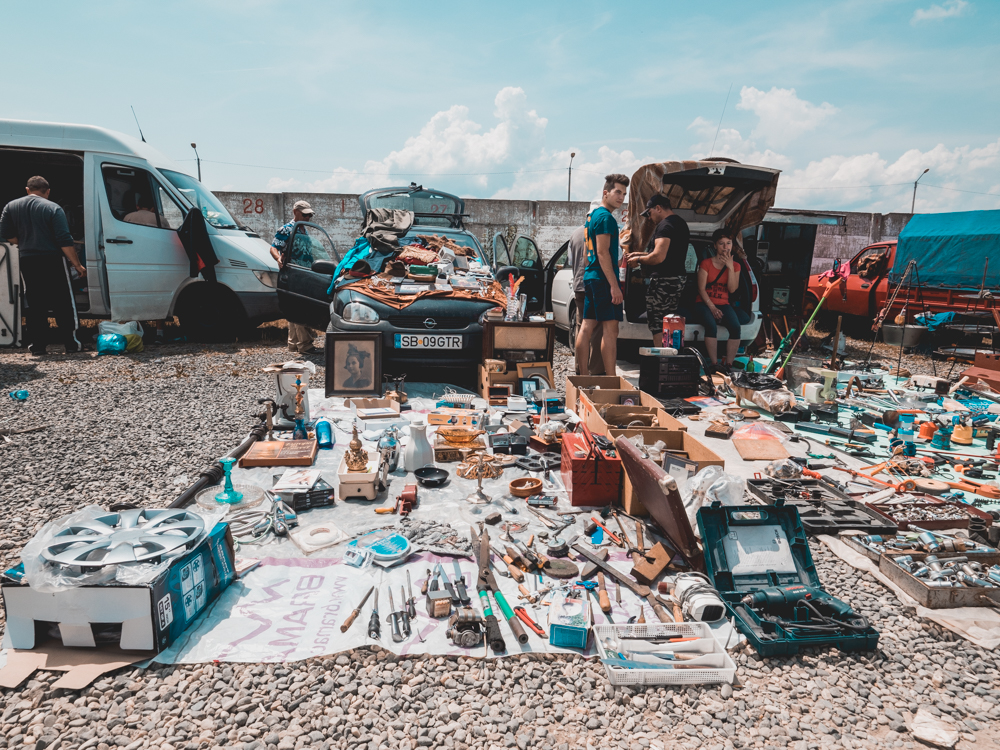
[891,210,1000,288]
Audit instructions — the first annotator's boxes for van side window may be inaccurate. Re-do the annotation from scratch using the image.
[101,165,183,230]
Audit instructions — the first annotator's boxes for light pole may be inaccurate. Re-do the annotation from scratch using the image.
[567,152,576,201]
[911,168,929,213]
[191,143,201,182]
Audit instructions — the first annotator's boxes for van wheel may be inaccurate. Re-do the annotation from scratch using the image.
[568,305,578,355]
[177,283,248,343]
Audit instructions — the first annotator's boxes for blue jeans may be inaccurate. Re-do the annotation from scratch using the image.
[694,302,742,340]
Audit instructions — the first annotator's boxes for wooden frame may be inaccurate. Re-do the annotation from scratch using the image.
[325,332,383,397]
[516,362,554,389]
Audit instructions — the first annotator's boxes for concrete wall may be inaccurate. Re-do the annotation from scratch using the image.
[215,191,912,272]
[215,191,594,263]
[808,211,914,275]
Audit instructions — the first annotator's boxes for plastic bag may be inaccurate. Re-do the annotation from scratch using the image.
[733,422,787,441]
[96,333,127,355]
[20,505,223,593]
[681,466,746,536]
[764,458,803,479]
[124,333,144,353]
[98,320,144,337]
[732,383,796,414]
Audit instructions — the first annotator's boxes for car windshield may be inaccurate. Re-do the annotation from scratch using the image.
[403,229,487,264]
[161,170,239,229]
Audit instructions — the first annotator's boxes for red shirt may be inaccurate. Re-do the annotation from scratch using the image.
[700,258,731,305]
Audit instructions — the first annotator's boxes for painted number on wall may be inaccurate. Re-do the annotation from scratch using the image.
[428,204,450,214]
[243,198,265,214]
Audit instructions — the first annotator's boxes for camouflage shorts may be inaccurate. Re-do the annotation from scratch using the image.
[645,276,686,333]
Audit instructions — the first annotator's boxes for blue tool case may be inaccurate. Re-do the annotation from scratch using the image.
[697,500,880,656]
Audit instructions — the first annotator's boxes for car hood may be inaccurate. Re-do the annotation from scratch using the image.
[623,160,780,253]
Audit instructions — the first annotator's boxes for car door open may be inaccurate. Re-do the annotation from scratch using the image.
[277,222,340,329]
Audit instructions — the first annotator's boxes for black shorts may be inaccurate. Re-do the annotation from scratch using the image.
[645,275,686,333]
[583,279,623,322]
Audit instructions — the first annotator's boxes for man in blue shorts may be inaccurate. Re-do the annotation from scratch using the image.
[574,173,628,376]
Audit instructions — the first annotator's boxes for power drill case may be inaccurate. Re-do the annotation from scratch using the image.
[697,500,880,656]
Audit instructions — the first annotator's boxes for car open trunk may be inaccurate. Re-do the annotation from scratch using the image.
[622,159,780,254]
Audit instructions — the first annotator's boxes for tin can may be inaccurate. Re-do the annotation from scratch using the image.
[663,315,685,350]
[315,419,334,449]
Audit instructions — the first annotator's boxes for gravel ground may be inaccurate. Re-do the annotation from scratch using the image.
[2,327,999,750]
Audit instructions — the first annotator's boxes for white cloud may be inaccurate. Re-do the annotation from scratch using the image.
[686,116,793,170]
[912,0,969,24]
[736,86,837,146]
[270,87,549,196]
[778,138,1000,212]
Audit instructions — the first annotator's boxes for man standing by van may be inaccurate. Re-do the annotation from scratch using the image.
[269,200,319,354]
[0,176,86,354]
[627,195,690,347]
[567,217,602,375]
[575,174,628,376]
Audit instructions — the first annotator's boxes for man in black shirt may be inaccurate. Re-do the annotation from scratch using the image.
[0,176,86,354]
[626,195,690,347]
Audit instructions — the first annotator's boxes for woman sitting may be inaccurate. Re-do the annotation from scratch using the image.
[694,229,743,371]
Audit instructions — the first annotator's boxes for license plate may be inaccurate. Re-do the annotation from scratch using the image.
[394,334,462,349]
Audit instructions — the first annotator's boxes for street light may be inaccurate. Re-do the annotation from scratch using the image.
[911,168,929,213]
[567,152,576,201]
[191,143,201,182]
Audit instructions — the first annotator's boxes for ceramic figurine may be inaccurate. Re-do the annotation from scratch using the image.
[345,425,369,473]
[403,422,433,473]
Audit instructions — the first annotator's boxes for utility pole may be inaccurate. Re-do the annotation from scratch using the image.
[911,168,929,213]
[191,143,201,182]
[567,152,576,201]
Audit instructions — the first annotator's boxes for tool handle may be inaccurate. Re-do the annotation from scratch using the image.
[598,589,611,614]
[514,606,546,637]
[507,562,525,582]
[635,521,644,554]
[367,610,380,639]
[340,608,360,633]
[455,579,471,606]
[421,578,429,595]
[518,583,531,598]
[506,612,529,645]
[650,600,673,624]
[484,613,506,652]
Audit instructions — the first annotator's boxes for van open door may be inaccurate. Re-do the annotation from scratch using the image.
[0,242,20,346]
[96,160,190,321]
[493,233,544,313]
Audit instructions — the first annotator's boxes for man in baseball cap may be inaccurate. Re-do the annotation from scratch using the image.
[627,194,690,347]
[269,201,320,354]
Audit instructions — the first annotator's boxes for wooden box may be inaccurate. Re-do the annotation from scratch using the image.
[561,432,622,507]
[239,439,318,467]
[482,321,555,367]
[607,428,724,516]
[478,365,520,400]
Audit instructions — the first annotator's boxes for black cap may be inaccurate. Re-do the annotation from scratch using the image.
[640,194,672,217]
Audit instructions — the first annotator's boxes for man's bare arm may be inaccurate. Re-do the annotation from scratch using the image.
[640,237,671,266]
[61,245,87,277]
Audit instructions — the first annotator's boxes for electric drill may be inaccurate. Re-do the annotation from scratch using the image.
[741,585,854,617]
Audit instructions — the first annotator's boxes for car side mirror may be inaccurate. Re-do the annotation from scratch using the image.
[311,260,338,275]
[495,265,521,282]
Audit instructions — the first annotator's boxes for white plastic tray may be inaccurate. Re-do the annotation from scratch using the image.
[595,622,737,686]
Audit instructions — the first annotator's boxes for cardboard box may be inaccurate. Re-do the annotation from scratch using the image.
[349,398,407,431]
[478,365,520,400]
[2,522,236,652]
[427,408,487,428]
[608,428,724,516]
[565,376,636,412]
[578,389,686,433]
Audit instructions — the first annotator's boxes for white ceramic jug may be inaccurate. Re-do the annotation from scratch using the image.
[403,422,434,472]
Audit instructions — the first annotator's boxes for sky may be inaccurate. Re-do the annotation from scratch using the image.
[2,0,998,213]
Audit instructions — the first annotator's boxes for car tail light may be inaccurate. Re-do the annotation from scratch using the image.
[751,282,758,303]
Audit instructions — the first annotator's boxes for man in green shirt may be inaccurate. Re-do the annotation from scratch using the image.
[575,173,628,376]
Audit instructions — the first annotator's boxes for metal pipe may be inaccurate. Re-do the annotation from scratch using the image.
[169,421,267,508]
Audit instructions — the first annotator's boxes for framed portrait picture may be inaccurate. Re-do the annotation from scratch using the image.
[515,362,554,390]
[517,378,538,399]
[325,333,382,397]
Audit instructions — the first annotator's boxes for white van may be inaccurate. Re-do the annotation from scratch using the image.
[0,119,280,343]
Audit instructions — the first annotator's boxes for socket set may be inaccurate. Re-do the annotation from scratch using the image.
[865,498,993,531]
[843,531,999,562]
[747,477,897,535]
[880,551,1000,608]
